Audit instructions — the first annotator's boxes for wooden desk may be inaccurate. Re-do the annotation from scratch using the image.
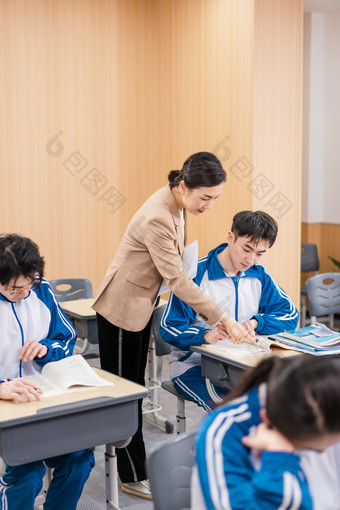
[191,344,299,401]
[61,298,97,353]
[0,369,148,510]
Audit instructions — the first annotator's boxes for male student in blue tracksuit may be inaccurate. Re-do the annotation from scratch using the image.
[0,233,94,510]
[160,210,299,411]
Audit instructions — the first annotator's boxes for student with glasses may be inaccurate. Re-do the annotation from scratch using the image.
[0,233,94,510]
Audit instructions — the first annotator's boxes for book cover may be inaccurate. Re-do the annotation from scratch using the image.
[269,323,340,353]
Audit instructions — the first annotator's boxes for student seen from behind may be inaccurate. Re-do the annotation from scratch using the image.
[192,355,340,509]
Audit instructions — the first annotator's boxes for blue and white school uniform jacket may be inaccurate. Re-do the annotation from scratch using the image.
[0,279,77,381]
[160,243,299,379]
[191,385,312,510]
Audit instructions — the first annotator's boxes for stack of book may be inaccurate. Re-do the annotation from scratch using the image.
[263,323,340,356]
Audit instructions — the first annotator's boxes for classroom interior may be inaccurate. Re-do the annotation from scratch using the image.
[1,0,340,508]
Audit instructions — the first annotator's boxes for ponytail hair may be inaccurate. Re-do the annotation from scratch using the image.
[168,152,226,190]
[223,355,340,443]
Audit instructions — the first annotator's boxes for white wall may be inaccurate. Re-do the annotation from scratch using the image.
[302,12,340,223]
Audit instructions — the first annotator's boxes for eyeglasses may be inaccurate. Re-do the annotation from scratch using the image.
[5,279,38,296]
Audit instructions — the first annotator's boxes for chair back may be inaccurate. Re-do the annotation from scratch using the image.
[147,430,196,510]
[301,243,320,273]
[305,272,340,318]
[49,278,93,302]
[151,304,171,356]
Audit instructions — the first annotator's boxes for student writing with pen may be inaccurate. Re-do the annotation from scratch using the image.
[0,233,94,510]
[160,210,299,411]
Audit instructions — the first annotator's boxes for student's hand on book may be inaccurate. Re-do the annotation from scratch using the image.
[19,340,48,362]
[0,379,43,403]
[242,319,258,336]
[241,422,295,453]
[221,316,257,346]
[204,324,228,344]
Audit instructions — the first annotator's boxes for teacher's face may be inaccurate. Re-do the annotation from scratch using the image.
[179,182,224,215]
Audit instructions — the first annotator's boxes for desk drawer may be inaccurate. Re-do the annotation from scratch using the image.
[201,357,247,390]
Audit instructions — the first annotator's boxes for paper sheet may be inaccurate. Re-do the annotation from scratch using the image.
[157,240,198,297]
[204,337,270,358]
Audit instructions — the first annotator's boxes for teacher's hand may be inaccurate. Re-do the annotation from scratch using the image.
[221,316,258,346]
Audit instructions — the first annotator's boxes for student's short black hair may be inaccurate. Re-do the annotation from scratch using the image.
[0,233,45,286]
[231,210,278,247]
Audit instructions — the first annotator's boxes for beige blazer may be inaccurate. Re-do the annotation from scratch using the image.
[93,185,225,331]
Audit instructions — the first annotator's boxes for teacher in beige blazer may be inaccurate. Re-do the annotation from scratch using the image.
[93,151,254,500]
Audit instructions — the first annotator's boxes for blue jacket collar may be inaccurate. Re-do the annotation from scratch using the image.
[205,243,260,281]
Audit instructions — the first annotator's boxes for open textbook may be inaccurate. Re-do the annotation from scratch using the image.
[204,338,271,358]
[20,354,113,398]
[204,323,340,357]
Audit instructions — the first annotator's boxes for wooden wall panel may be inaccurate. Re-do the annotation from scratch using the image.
[0,0,303,300]
[253,0,303,307]
[0,0,254,290]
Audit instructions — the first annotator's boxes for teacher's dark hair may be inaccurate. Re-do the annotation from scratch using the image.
[168,152,226,190]
[0,233,45,287]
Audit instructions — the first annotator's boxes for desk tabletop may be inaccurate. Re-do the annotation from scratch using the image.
[61,297,168,320]
[0,368,147,426]
[192,344,300,369]
[60,298,95,319]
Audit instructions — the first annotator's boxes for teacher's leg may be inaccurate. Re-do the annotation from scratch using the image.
[96,313,152,483]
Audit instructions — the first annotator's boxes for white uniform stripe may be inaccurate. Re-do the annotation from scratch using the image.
[278,472,302,510]
[174,379,212,413]
[205,405,251,510]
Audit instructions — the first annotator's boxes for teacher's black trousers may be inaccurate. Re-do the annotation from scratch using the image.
[96,312,153,483]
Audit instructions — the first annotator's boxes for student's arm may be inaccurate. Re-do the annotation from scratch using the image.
[32,281,77,366]
[196,417,312,510]
[251,268,299,335]
[159,294,207,349]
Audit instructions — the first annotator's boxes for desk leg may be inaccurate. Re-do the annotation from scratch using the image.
[105,444,120,510]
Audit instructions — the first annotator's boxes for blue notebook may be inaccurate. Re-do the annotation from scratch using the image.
[268,323,340,353]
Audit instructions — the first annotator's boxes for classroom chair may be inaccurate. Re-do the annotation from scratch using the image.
[144,304,191,435]
[147,430,196,510]
[49,278,94,354]
[49,278,93,302]
[301,243,320,327]
[305,272,340,329]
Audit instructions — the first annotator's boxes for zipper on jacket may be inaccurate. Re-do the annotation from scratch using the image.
[11,303,24,377]
[232,276,240,322]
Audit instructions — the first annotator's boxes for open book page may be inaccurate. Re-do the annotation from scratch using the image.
[22,355,113,398]
[157,240,198,297]
[204,337,270,358]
